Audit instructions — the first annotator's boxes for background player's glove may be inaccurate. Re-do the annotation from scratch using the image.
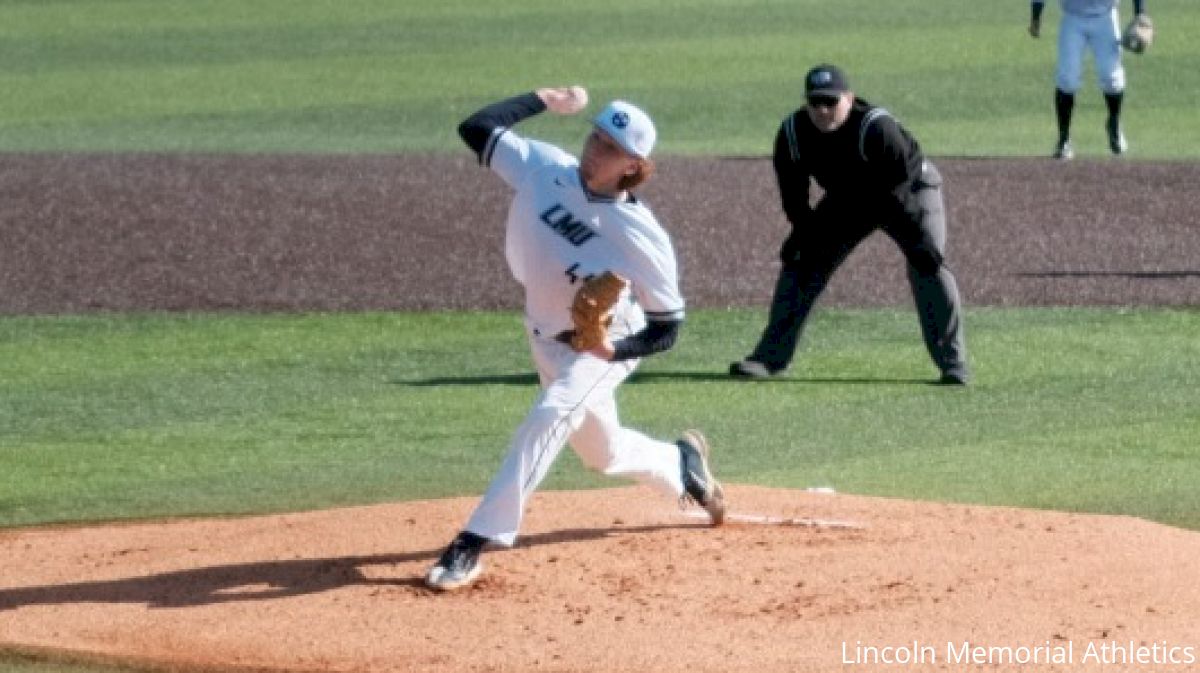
[1122,14,1153,54]
[569,271,626,352]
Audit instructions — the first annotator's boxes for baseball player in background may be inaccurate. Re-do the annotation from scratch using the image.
[425,87,726,592]
[1029,0,1146,159]
[729,64,970,385]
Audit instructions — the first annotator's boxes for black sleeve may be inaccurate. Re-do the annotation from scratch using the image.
[1133,0,1144,15]
[772,115,812,227]
[457,92,547,162]
[860,114,927,219]
[859,112,921,203]
[610,318,682,361]
[861,114,917,190]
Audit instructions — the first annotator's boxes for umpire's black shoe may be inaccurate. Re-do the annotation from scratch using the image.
[937,367,971,386]
[677,430,726,524]
[426,530,487,591]
[729,359,781,379]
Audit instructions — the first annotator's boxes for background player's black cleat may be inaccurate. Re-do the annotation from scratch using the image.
[1106,117,1128,155]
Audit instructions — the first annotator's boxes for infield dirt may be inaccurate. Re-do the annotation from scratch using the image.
[1,154,1199,672]
[3,487,1200,672]
[2,154,1198,313]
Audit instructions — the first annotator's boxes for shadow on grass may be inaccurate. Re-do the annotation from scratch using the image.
[401,372,539,386]
[0,523,697,610]
[400,371,935,386]
[1016,270,1200,279]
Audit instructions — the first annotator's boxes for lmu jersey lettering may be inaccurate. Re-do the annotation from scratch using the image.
[539,204,598,247]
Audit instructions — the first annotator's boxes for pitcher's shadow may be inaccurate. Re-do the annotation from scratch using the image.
[0,523,692,611]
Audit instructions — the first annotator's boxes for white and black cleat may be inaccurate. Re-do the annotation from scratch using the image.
[426,531,487,591]
[677,430,726,525]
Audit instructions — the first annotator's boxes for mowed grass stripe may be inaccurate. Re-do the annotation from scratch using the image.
[1,0,1197,155]
[2,308,1197,530]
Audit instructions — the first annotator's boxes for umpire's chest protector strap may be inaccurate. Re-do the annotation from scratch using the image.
[782,115,802,163]
[858,108,891,162]
[782,106,888,166]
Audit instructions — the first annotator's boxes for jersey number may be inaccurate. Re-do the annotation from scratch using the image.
[564,263,596,285]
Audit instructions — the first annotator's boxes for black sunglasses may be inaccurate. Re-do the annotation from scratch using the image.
[807,94,841,108]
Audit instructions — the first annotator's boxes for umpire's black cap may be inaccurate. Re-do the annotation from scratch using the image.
[804,64,850,98]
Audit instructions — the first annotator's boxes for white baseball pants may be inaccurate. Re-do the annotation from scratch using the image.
[464,325,686,547]
[1056,8,1125,94]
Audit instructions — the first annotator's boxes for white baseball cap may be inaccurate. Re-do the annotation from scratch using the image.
[592,100,656,159]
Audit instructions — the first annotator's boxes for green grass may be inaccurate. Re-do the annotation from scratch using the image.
[2,0,1198,157]
[0,653,151,673]
[3,308,1198,532]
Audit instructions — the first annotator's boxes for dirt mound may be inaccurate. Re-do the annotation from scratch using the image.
[3,486,1198,672]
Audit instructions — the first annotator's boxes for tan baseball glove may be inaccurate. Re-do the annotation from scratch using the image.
[1122,14,1153,54]
[569,271,626,352]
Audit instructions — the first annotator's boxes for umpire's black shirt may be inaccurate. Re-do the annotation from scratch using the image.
[773,97,929,228]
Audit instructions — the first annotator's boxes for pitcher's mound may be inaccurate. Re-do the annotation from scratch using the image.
[2,486,1198,672]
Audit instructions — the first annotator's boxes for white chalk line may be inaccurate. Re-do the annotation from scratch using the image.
[682,510,865,529]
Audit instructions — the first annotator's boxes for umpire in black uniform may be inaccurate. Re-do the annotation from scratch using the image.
[730,64,970,384]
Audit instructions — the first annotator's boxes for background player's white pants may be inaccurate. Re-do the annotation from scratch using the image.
[465,332,685,547]
[1056,9,1125,94]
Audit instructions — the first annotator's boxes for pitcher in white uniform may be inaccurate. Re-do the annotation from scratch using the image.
[425,86,727,592]
[1029,0,1147,159]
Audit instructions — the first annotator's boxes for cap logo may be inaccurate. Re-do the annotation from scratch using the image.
[611,112,630,129]
[813,71,832,86]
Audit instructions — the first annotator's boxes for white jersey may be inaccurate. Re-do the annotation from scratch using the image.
[482,127,685,339]
[1058,0,1119,16]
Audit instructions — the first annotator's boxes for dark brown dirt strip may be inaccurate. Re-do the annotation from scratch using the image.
[2,153,1197,315]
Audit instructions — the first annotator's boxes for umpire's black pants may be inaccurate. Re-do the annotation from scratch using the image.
[748,167,969,378]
